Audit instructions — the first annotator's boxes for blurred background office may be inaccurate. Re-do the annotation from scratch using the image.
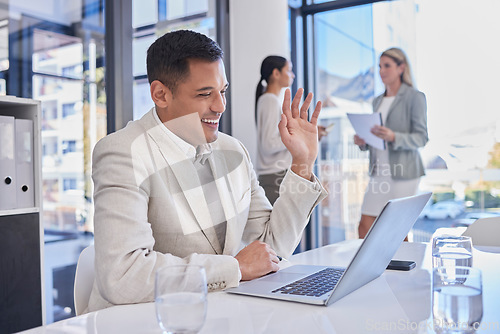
[0,0,499,326]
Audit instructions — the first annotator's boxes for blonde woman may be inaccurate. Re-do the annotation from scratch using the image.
[355,48,428,238]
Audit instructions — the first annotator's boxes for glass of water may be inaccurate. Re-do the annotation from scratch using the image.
[432,235,473,269]
[433,266,483,333]
[155,265,208,334]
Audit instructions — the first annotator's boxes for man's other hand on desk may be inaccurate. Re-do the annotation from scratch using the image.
[235,240,280,281]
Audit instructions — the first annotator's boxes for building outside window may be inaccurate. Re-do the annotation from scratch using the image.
[62,102,77,118]
[2,2,106,234]
[61,140,77,154]
[63,178,78,191]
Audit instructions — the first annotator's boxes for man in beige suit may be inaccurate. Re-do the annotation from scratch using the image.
[89,30,327,312]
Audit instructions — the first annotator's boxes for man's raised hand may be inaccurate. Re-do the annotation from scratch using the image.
[278,88,322,180]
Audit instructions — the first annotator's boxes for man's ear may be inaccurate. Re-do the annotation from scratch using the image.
[150,80,171,108]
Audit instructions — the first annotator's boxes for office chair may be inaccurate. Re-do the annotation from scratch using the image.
[74,244,95,315]
[462,216,500,248]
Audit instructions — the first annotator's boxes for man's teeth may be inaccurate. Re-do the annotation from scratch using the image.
[202,119,218,124]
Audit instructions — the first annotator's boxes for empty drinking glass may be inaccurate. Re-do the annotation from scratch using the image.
[155,265,208,334]
[433,266,483,333]
[432,235,473,269]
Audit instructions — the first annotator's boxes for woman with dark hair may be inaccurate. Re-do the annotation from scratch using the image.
[255,56,295,205]
[355,47,428,238]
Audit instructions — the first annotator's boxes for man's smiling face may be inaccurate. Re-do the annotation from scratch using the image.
[157,58,229,145]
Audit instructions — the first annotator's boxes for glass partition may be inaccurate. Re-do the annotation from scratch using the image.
[303,0,500,246]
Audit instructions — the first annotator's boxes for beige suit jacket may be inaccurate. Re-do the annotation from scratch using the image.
[88,109,327,312]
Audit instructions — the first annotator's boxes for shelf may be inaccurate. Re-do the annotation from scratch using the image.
[0,207,40,216]
[0,95,45,332]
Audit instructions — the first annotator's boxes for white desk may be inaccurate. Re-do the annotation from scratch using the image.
[22,241,500,333]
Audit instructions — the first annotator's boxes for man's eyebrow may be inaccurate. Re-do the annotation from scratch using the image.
[196,83,229,92]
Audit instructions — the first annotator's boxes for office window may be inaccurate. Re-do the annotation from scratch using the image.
[2,0,106,323]
[29,21,105,235]
[311,3,380,244]
[166,0,209,20]
[43,139,58,156]
[62,140,77,154]
[43,179,59,205]
[132,0,158,28]
[62,64,83,78]
[32,34,83,78]
[131,0,217,120]
[42,101,58,121]
[133,79,152,120]
[63,178,77,191]
[132,35,156,77]
[62,102,77,118]
[297,0,500,246]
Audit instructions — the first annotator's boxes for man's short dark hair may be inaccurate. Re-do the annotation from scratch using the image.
[146,30,223,93]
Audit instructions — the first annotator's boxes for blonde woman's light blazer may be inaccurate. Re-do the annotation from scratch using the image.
[367,83,428,179]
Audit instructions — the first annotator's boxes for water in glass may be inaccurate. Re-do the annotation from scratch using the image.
[432,235,473,269]
[155,265,207,334]
[433,266,483,334]
[432,252,473,268]
[156,291,207,333]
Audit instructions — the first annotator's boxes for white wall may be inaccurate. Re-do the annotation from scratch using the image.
[229,0,289,162]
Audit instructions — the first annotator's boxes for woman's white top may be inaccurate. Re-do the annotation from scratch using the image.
[256,93,292,175]
[361,96,420,216]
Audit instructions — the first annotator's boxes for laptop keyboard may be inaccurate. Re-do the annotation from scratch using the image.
[271,267,345,297]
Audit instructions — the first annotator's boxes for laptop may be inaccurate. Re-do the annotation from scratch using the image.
[226,192,432,306]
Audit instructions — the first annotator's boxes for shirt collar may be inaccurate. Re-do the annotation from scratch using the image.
[153,107,197,159]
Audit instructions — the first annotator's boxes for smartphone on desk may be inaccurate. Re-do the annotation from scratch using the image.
[386,260,416,271]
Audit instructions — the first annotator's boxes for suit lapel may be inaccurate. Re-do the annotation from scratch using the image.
[144,114,223,254]
[384,83,408,122]
[210,145,251,255]
[209,148,238,254]
[385,95,400,122]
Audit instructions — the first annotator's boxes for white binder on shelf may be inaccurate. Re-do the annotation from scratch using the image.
[0,115,17,210]
[15,118,35,209]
